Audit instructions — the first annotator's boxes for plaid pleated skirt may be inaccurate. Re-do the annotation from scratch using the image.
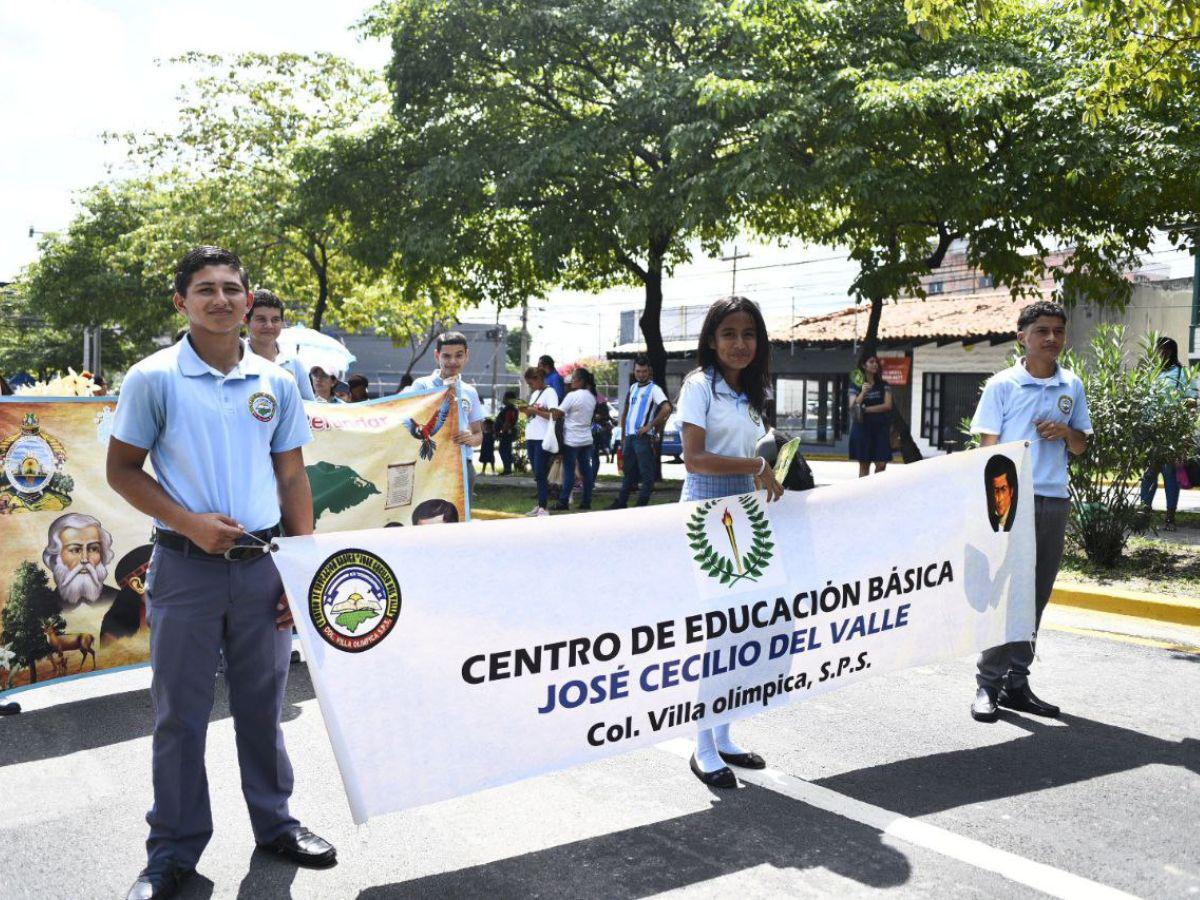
[680,472,756,502]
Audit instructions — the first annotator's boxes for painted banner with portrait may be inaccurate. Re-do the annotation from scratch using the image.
[0,388,468,698]
[273,442,1035,823]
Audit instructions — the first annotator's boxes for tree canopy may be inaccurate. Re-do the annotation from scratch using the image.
[311,0,771,384]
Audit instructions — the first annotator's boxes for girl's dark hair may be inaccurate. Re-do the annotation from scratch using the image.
[694,295,771,413]
[857,354,887,392]
[573,366,597,396]
[1156,336,1181,369]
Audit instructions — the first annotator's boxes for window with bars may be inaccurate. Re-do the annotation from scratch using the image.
[921,372,941,440]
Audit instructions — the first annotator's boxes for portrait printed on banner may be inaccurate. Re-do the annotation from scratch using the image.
[43,513,117,608]
[984,455,1019,533]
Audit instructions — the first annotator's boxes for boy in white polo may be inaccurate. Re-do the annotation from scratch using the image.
[968,300,1092,723]
[107,247,336,900]
[401,330,483,494]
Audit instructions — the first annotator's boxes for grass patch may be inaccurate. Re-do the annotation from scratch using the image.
[473,483,679,516]
[1061,516,1200,599]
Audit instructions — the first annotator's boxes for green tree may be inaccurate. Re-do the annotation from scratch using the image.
[112,52,464,340]
[0,286,85,380]
[726,0,1198,457]
[19,181,180,376]
[325,0,765,386]
[1065,328,1197,566]
[905,0,1200,115]
[1,562,65,686]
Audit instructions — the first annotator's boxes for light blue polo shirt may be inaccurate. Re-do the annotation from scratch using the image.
[112,337,312,532]
[278,354,316,401]
[403,370,485,459]
[970,361,1093,499]
[677,367,767,459]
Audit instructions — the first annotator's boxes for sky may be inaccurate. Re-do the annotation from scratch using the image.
[1,0,1193,366]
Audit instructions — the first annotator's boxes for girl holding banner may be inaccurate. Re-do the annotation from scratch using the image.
[676,296,785,789]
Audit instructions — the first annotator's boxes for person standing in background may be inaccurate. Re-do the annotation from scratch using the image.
[848,355,893,477]
[1139,336,1196,529]
[245,289,316,401]
[610,354,672,509]
[539,354,566,403]
[552,367,598,510]
[496,390,519,475]
[521,366,560,517]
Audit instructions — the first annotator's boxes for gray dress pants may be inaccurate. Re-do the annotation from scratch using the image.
[144,545,298,870]
[976,496,1070,690]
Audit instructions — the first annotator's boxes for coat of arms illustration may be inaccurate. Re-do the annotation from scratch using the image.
[0,412,73,513]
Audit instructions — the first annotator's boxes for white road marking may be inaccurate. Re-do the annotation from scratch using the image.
[655,739,1140,900]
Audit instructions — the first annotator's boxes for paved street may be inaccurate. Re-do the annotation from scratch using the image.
[2,606,1197,899]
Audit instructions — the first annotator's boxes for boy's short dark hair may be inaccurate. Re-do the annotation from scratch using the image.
[249,288,285,319]
[347,374,369,389]
[1017,300,1067,332]
[503,389,517,401]
[538,354,555,369]
[632,353,651,368]
[436,331,468,351]
[174,246,249,297]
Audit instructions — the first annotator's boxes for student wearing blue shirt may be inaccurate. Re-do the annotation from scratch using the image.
[539,354,567,403]
[678,296,784,789]
[968,300,1092,723]
[402,331,484,494]
[107,247,336,900]
[245,289,316,401]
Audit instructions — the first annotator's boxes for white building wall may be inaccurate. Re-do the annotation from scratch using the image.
[910,341,1016,457]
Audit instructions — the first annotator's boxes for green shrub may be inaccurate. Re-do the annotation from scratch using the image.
[1066,327,1197,567]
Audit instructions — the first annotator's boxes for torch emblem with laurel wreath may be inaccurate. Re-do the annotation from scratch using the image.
[687,495,774,587]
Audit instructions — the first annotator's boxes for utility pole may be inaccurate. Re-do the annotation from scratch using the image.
[491,306,501,410]
[721,245,751,294]
[519,297,531,399]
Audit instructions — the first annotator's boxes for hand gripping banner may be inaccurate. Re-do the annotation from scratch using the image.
[272,442,1036,823]
[0,389,466,699]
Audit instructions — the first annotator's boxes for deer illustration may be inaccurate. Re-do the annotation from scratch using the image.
[42,621,97,674]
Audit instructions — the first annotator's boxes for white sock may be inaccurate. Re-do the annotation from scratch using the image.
[713,723,749,756]
[694,728,724,772]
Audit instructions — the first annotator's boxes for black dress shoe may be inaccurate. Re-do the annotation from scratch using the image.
[971,686,999,722]
[998,683,1060,717]
[719,750,766,769]
[125,864,194,900]
[0,701,20,716]
[259,826,337,868]
[607,500,627,510]
[552,502,570,511]
[689,754,738,789]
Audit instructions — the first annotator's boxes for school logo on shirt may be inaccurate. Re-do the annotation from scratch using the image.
[309,549,401,653]
[248,391,278,423]
[686,495,779,592]
[1057,395,1073,415]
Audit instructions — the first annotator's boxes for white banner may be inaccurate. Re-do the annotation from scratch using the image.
[274,442,1035,823]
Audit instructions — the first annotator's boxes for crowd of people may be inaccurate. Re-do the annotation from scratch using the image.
[0,242,1188,900]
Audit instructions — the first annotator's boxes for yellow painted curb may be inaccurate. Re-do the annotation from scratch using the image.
[1050,584,1200,627]
[470,508,522,521]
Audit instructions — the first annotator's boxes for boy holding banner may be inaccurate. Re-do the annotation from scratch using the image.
[403,331,483,495]
[107,247,336,900]
[969,300,1092,723]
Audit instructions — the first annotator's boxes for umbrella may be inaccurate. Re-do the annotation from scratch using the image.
[278,326,357,378]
